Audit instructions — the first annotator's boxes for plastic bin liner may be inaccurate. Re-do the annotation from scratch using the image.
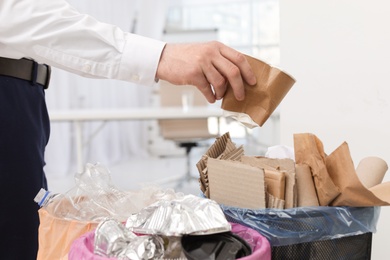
[231,222,271,260]
[221,205,380,246]
[37,208,99,260]
[36,163,182,260]
[69,222,271,260]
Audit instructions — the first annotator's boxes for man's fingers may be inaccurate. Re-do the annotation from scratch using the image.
[192,76,216,103]
[197,84,216,103]
[156,42,255,103]
[211,55,246,101]
[220,45,256,85]
[202,66,226,100]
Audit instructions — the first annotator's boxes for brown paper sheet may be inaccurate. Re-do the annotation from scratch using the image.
[326,142,390,207]
[294,133,340,206]
[221,55,296,127]
[369,182,390,203]
[295,164,319,207]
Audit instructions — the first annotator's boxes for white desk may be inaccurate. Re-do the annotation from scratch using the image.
[49,107,223,172]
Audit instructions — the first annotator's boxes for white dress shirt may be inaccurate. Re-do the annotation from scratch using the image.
[0,0,166,86]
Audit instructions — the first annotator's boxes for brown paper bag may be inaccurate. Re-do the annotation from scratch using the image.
[221,55,296,127]
[295,163,320,207]
[37,208,98,260]
[326,142,390,207]
[294,133,340,206]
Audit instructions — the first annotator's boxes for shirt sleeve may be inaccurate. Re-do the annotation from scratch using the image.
[0,0,166,86]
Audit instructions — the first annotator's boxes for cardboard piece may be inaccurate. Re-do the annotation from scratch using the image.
[196,132,243,197]
[264,169,285,200]
[295,164,319,207]
[266,194,285,209]
[240,156,297,208]
[221,55,296,128]
[264,169,286,209]
[207,158,266,209]
[294,133,340,206]
[199,132,390,208]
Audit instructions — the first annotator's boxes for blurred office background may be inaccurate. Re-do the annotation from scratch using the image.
[45,0,281,186]
[44,1,390,258]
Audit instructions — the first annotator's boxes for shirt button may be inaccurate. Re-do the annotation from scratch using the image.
[83,64,91,72]
[131,74,140,81]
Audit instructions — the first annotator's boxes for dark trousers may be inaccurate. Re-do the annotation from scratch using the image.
[0,75,50,259]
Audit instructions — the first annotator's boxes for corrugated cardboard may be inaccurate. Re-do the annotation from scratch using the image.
[207,158,266,209]
[199,132,390,209]
[196,132,243,197]
[221,55,296,127]
[240,156,297,208]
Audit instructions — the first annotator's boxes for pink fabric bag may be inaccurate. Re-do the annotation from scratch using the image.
[68,231,116,260]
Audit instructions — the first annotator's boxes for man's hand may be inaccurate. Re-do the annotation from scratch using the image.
[156,41,257,103]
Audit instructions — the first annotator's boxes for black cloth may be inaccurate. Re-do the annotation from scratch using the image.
[0,72,50,259]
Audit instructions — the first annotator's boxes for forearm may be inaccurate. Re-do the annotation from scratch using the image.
[0,0,166,86]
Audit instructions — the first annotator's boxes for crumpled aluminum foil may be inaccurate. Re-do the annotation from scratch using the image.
[125,194,231,236]
[94,218,164,260]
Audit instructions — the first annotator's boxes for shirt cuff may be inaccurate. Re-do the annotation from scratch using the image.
[118,33,166,86]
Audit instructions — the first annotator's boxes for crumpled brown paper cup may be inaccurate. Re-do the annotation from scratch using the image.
[221,55,296,128]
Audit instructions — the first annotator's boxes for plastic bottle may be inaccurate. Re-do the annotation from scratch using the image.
[34,188,62,208]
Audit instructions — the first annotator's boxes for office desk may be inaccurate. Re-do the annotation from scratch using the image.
[49,107,223,172]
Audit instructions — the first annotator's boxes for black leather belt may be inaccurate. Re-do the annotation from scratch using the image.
[0,57,51,89]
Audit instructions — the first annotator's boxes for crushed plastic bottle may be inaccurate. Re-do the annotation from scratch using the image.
[34,188,62,208]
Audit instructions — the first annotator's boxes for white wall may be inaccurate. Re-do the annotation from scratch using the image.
[279,1,390,259]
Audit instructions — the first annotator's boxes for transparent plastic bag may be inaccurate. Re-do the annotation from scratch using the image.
[36,162,177,222]
[221,205,380,246]
[34,162,181,260]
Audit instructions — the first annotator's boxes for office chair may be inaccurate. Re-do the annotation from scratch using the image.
[157,80,218,189]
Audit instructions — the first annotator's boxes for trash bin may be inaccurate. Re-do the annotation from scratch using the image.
[69,222,272,260]
[221,205,380,260]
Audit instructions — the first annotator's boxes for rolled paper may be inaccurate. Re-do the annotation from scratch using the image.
[356,156,388,189]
